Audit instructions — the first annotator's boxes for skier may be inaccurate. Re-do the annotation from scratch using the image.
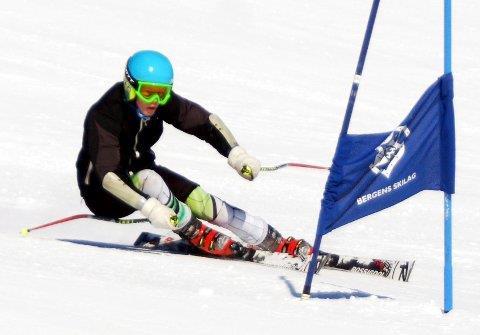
[76,50,311,258]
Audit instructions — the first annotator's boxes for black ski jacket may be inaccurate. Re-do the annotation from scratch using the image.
[76,82,232,197]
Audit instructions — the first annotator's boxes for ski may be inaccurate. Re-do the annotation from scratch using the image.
[133,232,415,282]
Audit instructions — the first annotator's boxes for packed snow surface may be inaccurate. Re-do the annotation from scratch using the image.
[1,1,479,334]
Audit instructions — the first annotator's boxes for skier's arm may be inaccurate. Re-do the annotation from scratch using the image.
[163,93,237,157]
[102,172,178,229]
[163,93,260,180]
[207,115,261,180]
[87,111,146,204]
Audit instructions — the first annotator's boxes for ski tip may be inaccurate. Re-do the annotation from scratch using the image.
[405,260,415,282]
[396,260,415,282]
[20,228,29,237]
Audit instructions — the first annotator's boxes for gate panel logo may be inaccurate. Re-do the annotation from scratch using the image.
[370,126,410,178]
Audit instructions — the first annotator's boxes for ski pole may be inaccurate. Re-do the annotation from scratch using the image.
[20,214,149,236]
[241,162,329,179]
[241,162,330,179]
[260,162,330,172]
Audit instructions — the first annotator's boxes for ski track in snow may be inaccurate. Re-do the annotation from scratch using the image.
[1,1,479,334]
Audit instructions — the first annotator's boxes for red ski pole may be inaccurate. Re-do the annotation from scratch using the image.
[20,214,149,236]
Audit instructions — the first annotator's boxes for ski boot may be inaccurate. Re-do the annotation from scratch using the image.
[176,218,252,258]
[258,225,313,259]
[275,237,313,260]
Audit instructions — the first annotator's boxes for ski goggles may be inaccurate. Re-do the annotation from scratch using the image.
[134,81,172,105]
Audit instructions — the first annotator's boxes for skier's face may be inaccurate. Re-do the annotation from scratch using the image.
[136,98,158,117]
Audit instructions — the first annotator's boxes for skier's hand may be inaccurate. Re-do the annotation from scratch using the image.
[228,146,261,181]
[140,198,178,230]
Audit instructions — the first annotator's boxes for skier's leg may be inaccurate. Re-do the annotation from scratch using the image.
[186,186,312,257]
[186,186,267,245]
[81,172,137,219]
[132,169,193,229]
[132,169,246,257]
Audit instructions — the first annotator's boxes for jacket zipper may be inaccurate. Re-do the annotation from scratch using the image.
[131,119,146,165]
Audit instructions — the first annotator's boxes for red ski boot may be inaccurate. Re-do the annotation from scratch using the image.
[176,218,247,258]
[257,225,313,259]
[275,236,313,259]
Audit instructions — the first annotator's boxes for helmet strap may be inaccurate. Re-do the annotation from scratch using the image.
[123,78,137,101]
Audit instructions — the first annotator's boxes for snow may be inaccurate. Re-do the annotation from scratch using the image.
[1,0,479,334]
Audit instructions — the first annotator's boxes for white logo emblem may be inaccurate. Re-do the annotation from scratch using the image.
[370,126,410,178]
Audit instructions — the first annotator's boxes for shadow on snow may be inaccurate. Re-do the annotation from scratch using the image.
[61,239,392,301]
[279,275,392,300]
[59,238,192,254]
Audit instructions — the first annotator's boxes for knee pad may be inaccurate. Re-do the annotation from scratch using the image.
[132,169,171,205]
[133,169,193,226]
[186,186,215,221]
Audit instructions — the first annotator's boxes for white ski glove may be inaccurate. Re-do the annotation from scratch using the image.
[228,146,261,181]
[140,197,178,230]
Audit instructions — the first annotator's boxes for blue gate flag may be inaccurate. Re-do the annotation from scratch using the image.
[319,73,455,235]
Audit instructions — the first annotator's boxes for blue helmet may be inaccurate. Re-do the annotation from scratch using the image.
[124,50,174,101]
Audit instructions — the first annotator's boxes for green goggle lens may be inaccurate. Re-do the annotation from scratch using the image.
[134,82,172,105]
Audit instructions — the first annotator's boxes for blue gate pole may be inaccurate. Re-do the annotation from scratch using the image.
[301,0,381,298]
[443,0,453,314]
